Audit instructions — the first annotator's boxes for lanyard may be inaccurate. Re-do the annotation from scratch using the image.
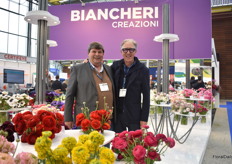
[122,63,135,88]
[89,62,103,81]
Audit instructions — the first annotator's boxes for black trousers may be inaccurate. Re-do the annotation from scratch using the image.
[114,113,140,133]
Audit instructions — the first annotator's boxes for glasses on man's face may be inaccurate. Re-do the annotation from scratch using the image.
[121,48,136,53]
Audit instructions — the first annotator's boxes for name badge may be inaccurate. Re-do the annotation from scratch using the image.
[99,83,109,91]
[119,89,127,97]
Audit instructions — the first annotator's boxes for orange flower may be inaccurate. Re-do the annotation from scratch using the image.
[91,119,101,130]
[102,122,110,130]
[90,111,101,121]
[97,109,107,116]
[81,119,91,129]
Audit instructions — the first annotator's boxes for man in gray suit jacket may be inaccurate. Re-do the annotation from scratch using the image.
[64,42,115,129]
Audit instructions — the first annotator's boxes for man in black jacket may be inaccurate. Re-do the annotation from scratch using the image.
[51,75,62,91]
[111,39,150,133]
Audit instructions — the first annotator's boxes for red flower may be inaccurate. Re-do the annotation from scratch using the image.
[112,137,127,150]
[32,124,44,135]
[55,112,64,125]
[42,116,56,131]
[37,110,54,121]
[23,114,33,122]
[102,122,110,130]
[132,145,146,160]
[132,129,143,138]
[81,119,91,129]
[27,132,39,145]
[144,135,158,147]
[15,121,26,135]
[27,116,40,128]
[97,109,107,116]
[90,111,101,121]
[156,133,167,142]
[76,113,85,126]
[21,133,28,143]
[91,119,101,130]
[54,124,62,133]
[165,137,175,148]
[12,113,24,124]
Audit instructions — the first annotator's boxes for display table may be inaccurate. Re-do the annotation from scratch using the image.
[14,129,115,156]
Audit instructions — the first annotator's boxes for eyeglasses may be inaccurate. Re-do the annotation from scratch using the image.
[121,48,136,53]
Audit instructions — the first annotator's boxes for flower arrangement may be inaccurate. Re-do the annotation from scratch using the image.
[111,125,175,164]
[76,101,112,134]
[191,103,209,123]
[35,130,115,164]
[12,109,64,145]
[152,92,169,114]
[171,99,194,125]
[181,89,196,98]
[0,121,15,142]
[0,135,38,163]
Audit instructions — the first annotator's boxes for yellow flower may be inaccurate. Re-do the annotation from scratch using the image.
[52,147,69,160]
[99,147,115,163]
[79,134,89,143]
[89,131,104,146]
[61,137,77,152]
[72,145,90,164]
[99,159,112,164]
[89,159,101,164]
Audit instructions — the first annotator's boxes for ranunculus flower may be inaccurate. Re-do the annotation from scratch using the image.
[144,135,158,147]
[15,121,27,135]
[12,113,24,124]
[42,116,56,131]
[55,112,64,125]
[165,137,175,148]
[112,137,127,150]
[81,119,91,129]
[27,132,39,145]
[132,145,146,160]
[156,133,167,142]
[147,149,160,160]
[90,111,101,121]
[132,129,143,138]
[91,119,101,129]
[27,115,40,128]
[102,122,110,130]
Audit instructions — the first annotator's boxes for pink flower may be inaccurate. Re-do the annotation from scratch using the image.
[0,136,15,153]
[132,129,143,138]
[118,131,129,139]
[141,125,149,129]
[144,135,158,147]
[0,152,15,164]
[165,137,175,148]
[112,137,127,150]
[14,152,38,164]
[132,145,146,160]
[155,133,167,142]
[147,149,161,160]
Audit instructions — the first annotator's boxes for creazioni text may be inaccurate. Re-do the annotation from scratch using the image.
[71,7,159,28]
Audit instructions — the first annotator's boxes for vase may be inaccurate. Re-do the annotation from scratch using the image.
[192,116,199,122]
[201,116,207,123]
[0,111,9,125]
[155,106,163,114]
[174,114,181,121]
[181,116,188,125]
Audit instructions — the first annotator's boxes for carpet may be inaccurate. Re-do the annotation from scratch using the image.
[219,102,232,143]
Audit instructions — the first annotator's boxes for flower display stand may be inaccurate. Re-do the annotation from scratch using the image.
[149,97,210,144]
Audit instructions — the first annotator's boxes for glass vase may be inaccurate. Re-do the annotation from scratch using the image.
[0,111,9,125]
[201,116,207,123]
[155,106,163,114]
[174,114,181,121]
[181,116,188,125]
[192,116,199,122]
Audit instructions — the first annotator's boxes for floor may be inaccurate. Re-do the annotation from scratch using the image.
[202,100,232,164]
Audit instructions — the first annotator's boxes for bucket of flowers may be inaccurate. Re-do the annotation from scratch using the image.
[111,125,175,164]
[34,130,115,164]
[75,101,112,134]
[152,92,169,114]
[12,108,64,145]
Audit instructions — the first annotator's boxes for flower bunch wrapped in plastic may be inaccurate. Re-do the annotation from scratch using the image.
[153,92,169,114]
[111,125,175,164]
[35,130,115,164]
[171,99,194,125]
[12,109,64,145]
[76,101,112,134]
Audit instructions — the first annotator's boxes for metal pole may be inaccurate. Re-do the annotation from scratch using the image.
[162,4,170,94]
[35,0,48,104]
[157,60,162,92]
[186,59,190,89]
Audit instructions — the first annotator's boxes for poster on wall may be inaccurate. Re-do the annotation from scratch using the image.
[49,0,211,60]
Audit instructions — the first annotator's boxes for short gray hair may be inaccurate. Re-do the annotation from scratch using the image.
[120,39,137,49]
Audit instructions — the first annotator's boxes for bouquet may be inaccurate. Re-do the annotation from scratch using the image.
[153,92,169,114]
[12,109,64,145]
[192,103,209,123]
[35,130,115,164]
[76,101,112,134]
[0,135,38,163]
[111,125,175,164]
[181,89,195,98]
[171,99,194,125]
